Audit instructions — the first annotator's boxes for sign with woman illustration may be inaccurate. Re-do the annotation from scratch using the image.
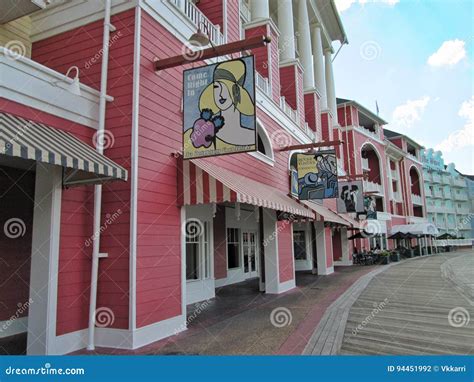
[183,56,256,159]
[337,180,364,213]
[296,151,338,200]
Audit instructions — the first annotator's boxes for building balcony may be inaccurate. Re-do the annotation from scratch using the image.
[442,175,452,184]
[279,96,299,126]
[453,177,467,187]
[447,221,457,229]
[436,220,447,229]
[169,0,225,45]
[432,189,443,198]
[424,172,432,182]
[1,47,105,129]
[256,71,271,97]
[454,192,468,201]
[363,180,383,194]
[406,152,418,162]
[424,188,432,197]
[456,205,470,214]
[392,191,403,202]
[240,0,251,23]
[411,193,423,206]
[390,169,399,180]
[357,125,379,141]
[432,173,442,183]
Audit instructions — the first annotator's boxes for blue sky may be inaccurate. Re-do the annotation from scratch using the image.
[333,0,473,174]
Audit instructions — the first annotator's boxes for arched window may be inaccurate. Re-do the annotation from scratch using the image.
[250,121,274,165]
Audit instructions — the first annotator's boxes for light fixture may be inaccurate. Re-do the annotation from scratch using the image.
[188,22,210,47]
[65,66,81,96]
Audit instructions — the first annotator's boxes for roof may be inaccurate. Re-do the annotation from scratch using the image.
[383,128,424,149]
[315,0,348,44]
[336,97,388,125]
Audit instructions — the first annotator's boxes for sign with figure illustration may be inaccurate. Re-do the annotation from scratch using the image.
[182,56,256,159]
[296,151,338,200]
[358,195,377,219]
[290,167,298,198]
[337,180,364,213]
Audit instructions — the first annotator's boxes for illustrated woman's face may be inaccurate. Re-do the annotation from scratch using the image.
[213,81,233,110]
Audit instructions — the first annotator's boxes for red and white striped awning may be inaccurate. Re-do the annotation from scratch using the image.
[301,201,351,226]
[179,158,314,218]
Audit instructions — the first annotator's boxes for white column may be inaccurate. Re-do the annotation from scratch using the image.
[296,0,314,89]
[314,221,330,275]
[262,209,279,294]
[324,48,337,120]
[277,0,295,61]
[27,164,62,355]
[250,0,269,20]
[311,24,327,109]
[340,228,351,265]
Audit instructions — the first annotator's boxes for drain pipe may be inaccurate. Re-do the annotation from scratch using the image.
[88,0,113,351]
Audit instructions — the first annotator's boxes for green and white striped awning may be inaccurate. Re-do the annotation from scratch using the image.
[0,112,127,186]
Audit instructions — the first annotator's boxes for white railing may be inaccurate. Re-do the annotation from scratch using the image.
[359,126,379,140]
[240,0,251,22]
[363,180,383,194]
[362,157,370,171]
[255,72,271,97]
[453,177,466,187]
[433,189,443,198]
[432,173,442,183]
[390,169,398,180]
[407,152,418,162]
[443,189,452,199]
[280,96,299,124]
[424,188,432,197]
[411,193,422,205]
[393,191,402,202]
[456,206,470,214]
[302,122,315,141]
[454,192,468,201]
[169,0,225,46]
[434,239,473,247]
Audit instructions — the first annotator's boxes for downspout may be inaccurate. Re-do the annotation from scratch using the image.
[88,0,113,351]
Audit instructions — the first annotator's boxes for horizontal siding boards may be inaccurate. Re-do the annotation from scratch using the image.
[277,221,294,283]
[279,65,297,109]
[31,9,136,334]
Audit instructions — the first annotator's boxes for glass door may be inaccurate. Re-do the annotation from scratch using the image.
[242,230,258,278]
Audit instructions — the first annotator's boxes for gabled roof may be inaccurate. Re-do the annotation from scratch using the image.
[383,128,424,149]
[336,97,387,125]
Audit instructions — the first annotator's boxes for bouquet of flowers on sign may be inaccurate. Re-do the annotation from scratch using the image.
[190,109,225,149]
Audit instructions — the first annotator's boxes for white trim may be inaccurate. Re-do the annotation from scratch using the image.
[180,207,187,317]
[0,317,28,338]
[129,5,141,332]
[278,278,296,293]
[223,0,228,42]
[133,314,186,349]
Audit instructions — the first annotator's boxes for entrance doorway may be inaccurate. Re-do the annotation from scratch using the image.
[242,231,258,279]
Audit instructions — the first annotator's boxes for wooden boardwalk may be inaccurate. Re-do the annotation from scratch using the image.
[304,251,474,355]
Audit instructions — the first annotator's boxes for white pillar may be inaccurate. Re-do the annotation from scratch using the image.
[314,221,331,275]
[27,164,62,355]
[324,48,337,120]
[340,228,351,265]
[296,0,314,89]
[250,0,269,21]
[277,0,295,61]
[311,24,327,109]
[263,209,280,294]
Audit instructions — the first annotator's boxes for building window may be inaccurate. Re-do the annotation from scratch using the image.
[293,230,307,260]
[227,228,240,269]
[257,134,266,156]
[186,221,210,281]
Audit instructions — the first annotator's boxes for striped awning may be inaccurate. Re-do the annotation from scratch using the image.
[301,200,350,226]
[0,112,127,185]
[180,158,314,219]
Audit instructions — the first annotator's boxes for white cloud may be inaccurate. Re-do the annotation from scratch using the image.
[391,96,430,130]
[427,39,466,67]
[335,0,399,12]
[435,97,474,153]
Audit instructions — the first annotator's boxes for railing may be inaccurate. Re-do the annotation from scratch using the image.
[393,191,402,202]
[362,157,370,171]
[442,175,452,184]
[302,122,315,141]
[390,169,398,180]
[432,173,442,183]
[434,239,472,247]
[363,180,383,194]
[406,152,418,162]
[169,0,225,45]
[240,0,251,22]
[280,96,299,125]
[359,126,379,140]
[433,189,443,198]
[454,192,468,201]
[424,188,432,197]
[424,172,432,182]
[456,206,470,214]
[411,193,422,205]
[453,177,466,187]
[255,71,271,97]
[443,189,452,199]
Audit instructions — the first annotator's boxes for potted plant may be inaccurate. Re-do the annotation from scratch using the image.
[390,250,400,262]
[379,251,390,265]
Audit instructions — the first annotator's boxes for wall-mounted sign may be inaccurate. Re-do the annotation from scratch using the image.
[290,167,298,198]
[183,56,256,159]
[358,195,377,220]
[296,150,338,200]
[337,180,364,213]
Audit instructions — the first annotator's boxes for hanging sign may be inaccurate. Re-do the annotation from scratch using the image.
[290,167,299,198]
[358,195,377,219]
[296,150,338,200]
[182,56,257,159]
[337,180,364,213]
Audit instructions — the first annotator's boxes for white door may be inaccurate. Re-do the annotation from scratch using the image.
[242,230,258,278]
